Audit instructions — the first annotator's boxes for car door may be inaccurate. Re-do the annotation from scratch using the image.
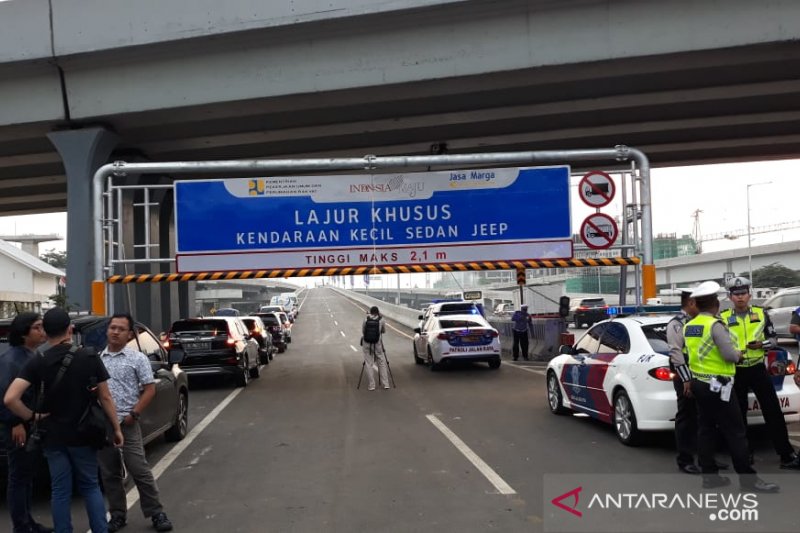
[560,325,603,413]
[132,325,176,439]
[416,315,437,357]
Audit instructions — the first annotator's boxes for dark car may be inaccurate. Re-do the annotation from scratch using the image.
[254,312,287,353]
[241,316,274,364]
[165,317,260,387]
[569,298,609,328]
[0,315,190,480]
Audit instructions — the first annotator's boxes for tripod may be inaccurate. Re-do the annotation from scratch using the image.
[357,340,396,390]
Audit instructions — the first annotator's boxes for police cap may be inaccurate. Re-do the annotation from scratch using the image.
[690,281,720,299]
[726,276,751,295]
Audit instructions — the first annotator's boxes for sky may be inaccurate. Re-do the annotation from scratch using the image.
[1,158,797,288]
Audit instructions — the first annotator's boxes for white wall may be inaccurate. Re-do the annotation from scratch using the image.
[0,253,34,293]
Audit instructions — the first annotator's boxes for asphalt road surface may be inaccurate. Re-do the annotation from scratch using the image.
[2,288,799,532]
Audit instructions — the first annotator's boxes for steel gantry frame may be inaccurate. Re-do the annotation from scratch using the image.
[91,146,655,314]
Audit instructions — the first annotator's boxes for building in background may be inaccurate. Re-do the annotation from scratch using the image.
[0,239,64,317]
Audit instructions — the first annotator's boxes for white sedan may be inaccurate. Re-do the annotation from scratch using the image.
[413,313,501,370]
[546,315,800,446]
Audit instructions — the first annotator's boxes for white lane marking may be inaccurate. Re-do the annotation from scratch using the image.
[123,388,245,511]
[334,320,338,326]
[340,330,346,337]
[426,414,516,495]
[350,345,359,352]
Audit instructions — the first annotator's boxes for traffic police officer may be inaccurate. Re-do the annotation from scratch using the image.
[684,281,778,492]
[667,288,701,474]
[720,276,800,469]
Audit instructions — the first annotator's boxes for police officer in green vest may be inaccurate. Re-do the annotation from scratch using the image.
[684,281,778,492]
[720,276,800,469]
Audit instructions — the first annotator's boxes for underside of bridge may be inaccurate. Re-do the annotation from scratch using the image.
[2,13,800,215]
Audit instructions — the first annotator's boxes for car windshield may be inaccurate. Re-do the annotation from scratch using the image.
[581,299,606,307]
[439,319,483,329]
[241,319,256,329]
[172,320,229,333]
[641,324,670,355]
[255,313,280,326]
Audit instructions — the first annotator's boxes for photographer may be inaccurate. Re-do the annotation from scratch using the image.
[361,306,389,391]
[0,312,52,533]
[4,307,123,533]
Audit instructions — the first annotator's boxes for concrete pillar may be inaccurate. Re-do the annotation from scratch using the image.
[47,128,119,311]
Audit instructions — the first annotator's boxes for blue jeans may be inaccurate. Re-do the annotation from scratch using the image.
[43,446,108,533]
[2,428,40,532]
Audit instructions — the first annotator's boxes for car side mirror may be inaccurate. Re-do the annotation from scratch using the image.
[414,327,421,334]
[559,344,575,355]
[168,349,185,365]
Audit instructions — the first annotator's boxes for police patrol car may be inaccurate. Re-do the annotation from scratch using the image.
[546,312,800,446]
[413,311,501,370]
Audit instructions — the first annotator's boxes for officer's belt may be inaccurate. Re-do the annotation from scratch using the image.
[736,357,764,368]
[691,371,733,383]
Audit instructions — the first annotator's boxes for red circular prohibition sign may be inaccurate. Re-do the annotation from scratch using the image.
[578,171,615,208]
[580,213,618,250]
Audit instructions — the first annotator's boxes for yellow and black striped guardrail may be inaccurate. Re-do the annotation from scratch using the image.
[106,256,641,283]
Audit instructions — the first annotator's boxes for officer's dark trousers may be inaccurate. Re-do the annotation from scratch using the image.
[691,380,755,477]
[734,363,795,460]
[672,376,697,467]
[512,330,529,360]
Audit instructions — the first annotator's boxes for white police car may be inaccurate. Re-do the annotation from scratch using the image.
[413,313,501,370]
[546,315,800,445]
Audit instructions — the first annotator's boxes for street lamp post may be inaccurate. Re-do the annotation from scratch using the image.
[746,181,772,281]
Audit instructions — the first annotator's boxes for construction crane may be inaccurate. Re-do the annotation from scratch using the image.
[701,220,800,243]
[691,209,703,254]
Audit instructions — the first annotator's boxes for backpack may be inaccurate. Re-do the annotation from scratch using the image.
[363,316,381,344]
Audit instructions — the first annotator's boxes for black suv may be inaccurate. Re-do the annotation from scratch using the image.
[241,316,275,364]
[165,317,260,387]
[254,312,287,353]
[569,298,609,328]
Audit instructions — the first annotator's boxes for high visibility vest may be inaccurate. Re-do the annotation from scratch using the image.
[683,314,736,381]
[720,306,766,367]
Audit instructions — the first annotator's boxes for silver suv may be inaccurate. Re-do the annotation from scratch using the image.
[763,287,800,338]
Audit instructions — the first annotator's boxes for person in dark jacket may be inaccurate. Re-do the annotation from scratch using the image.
[0,312,53,533]
[510,305,532,361]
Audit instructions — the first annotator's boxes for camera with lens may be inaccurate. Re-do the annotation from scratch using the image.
[25,428,45,453]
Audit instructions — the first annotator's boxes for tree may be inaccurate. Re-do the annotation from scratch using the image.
[40,249,67,270]
[746,263,800,288]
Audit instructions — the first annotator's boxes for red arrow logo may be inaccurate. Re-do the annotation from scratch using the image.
[551,486,583,517]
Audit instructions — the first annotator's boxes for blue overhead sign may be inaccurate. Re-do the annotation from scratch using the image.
[174,166,572,272]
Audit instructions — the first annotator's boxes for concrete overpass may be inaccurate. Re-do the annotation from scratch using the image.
[3,0,800,216]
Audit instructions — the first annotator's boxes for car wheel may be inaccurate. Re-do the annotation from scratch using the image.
[585,321,594,328]
[488,357,501,369]
[547,371,569,415]
[236,359,249,387]
[164,391,188,442]
[613,389,641,446]
[413,344,424,364]
[249,359,261,378]
[427,347,439,371]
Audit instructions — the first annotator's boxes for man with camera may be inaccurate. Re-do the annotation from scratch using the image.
[4,307,123,533]
[0,312,52,533]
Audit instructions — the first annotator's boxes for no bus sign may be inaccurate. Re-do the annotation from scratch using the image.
[578,170,615,208]
[580,213,618,250]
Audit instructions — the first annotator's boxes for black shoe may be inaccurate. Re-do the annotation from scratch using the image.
[34,525,55,533]
[107,516,127,533]
[152,512,173,532]
[702,475,731,489]
[742,479,780,493]
[715,461,729,470]
[679,463,701,475]
[748,453,755,465]
[779,454,800,470]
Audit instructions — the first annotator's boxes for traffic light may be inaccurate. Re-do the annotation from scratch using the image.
[516,268,526,286]
[559,296,570,318]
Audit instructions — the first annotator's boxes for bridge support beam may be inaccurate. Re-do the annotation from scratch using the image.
[48,127,119,311]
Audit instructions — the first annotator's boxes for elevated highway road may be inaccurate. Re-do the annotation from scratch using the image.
[3,0,800,214]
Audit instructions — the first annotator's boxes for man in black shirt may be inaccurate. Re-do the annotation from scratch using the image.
[4,308,123,533]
